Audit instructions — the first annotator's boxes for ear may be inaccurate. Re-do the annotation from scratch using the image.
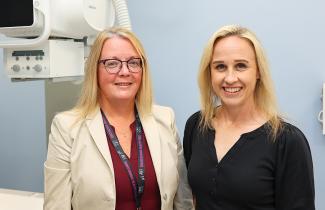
[256,69,260,79]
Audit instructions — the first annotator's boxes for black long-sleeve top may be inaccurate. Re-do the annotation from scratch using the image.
[183,111,315,210]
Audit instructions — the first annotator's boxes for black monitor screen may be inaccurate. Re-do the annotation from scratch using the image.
[0,0,34,27]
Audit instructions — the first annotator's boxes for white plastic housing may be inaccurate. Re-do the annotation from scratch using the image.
[0,0,115,39]
[4,40,84,78]
[50,0,115,38]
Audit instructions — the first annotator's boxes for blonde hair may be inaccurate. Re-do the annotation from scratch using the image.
[198,25,282,139]
[73,27,153,120]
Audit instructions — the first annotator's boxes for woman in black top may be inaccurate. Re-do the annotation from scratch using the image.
[183,25,315,210]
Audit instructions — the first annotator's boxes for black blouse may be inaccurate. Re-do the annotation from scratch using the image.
[183,111,315,210]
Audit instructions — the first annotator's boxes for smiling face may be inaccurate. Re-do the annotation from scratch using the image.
[97,36,142,105]
[210,35,259,109]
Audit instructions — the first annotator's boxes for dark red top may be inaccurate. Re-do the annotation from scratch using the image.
[107,122,161,210]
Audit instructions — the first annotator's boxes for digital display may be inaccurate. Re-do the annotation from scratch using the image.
[0,0,34,27]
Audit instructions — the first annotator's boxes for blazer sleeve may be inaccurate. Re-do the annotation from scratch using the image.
[168,108,194,210]
[44,114,73,210]
[275,124,315,210]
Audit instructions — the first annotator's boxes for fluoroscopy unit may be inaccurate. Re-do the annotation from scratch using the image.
[0,0,130,80]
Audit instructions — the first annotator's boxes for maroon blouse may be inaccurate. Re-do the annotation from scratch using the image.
[107,122,161,210]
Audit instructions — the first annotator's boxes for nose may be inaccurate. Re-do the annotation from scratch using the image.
[118,62,130,76]
[224,70,238,84]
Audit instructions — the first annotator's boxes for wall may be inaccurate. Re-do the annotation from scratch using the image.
[0,49,46,192]
[0,51,81,192]
[0,0,324,208]
[127,0,325,208]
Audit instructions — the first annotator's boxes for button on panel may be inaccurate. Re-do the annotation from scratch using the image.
[12,65,20,72]
[33,64,42,72]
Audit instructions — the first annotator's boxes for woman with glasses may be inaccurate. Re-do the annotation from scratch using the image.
[44,27,194,210]
[183,25,315,210]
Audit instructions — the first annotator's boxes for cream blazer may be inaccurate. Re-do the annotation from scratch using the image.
[44,105,194,210]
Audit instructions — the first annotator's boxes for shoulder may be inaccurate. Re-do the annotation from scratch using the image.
[53,110,79,125]
[48,110,85,150]
[280,122,305,135]
[151,104,176,123]
[51,109,84,133]
[185,110,201,130]
[152,104,174,114]
[276,121,311,154]
[186,110,201,122]
[183,111,202,142]
[278,122,308,142]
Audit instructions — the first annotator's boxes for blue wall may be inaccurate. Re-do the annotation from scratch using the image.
[0,0,324,208]
[0,49,46,192]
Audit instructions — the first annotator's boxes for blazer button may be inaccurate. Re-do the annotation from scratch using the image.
[163,194,167,200]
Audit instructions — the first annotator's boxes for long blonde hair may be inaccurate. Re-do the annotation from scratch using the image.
[73,27,153,119]
[198,25,282,139]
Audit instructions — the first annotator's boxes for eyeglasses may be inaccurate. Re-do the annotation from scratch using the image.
[98,58,142,74]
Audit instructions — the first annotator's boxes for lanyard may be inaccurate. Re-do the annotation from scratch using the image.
[101,109,145,210]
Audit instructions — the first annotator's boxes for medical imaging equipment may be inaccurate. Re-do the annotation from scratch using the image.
[0,0,131,80]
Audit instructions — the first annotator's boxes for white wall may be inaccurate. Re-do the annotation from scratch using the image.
[0,0,324,208]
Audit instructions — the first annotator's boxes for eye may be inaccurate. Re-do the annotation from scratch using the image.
[128,58,141,68]
[235,62,247,71]
[105,60,120,68]
[213,64,226,72]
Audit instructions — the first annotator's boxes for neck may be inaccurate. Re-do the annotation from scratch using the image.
[217,102,264,126]
[100,98,136,127]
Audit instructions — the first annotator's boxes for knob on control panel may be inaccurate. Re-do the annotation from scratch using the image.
[33,64,42,72]
[12,65,21,72]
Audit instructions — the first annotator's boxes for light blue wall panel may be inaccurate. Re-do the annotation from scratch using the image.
[0,50,46,192]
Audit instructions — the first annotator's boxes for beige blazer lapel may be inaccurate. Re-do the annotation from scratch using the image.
[139,113,162,189]
[86,109,114,176]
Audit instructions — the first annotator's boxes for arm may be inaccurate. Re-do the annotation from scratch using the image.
[169,109,194,210]
[275,125,315,210]
[183,117,192,169]
[183,112,199,168]
[44,114,73,210]
[182,112,200,207]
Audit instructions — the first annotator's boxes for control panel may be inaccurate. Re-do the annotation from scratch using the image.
[4,39,84,78]
[6,50,48,77]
